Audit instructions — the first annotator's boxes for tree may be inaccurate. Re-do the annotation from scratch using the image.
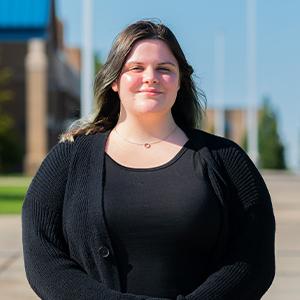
[94,52,103,75]
[0,67,13,135]
[0,67,22,173]
[258,97,286,169]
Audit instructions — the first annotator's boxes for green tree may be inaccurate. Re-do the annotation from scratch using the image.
[0,67,13,134]
[0,67,22,173]
[94,52,103,75]
[258,97,286,169]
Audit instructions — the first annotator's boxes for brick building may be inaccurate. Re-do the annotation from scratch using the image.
[0,0,80,174]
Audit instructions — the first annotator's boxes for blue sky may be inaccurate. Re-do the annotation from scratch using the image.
[57,0,300,170]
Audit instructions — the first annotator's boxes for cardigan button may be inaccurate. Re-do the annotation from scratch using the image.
[98,246,110,258]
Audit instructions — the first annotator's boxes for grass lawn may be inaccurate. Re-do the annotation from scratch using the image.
[0,176,32,214]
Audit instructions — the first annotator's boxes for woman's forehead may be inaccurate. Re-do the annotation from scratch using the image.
[125,39,178,64]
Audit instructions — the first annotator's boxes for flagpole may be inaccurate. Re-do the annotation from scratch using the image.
[81,0,94,118]
[246,0,259,165]
[214,33,225,137]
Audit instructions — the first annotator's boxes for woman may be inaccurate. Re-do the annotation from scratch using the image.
[22,20,275,300]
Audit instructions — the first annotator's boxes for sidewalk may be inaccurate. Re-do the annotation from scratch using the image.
[0,173,299,299]
[0,216,37,299]
[262,173,300,300]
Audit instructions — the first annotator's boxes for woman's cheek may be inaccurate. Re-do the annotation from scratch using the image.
[162,74,179,85]
[122,73,140,86]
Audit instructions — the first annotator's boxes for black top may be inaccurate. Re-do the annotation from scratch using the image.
[103,142,221,298]
[22,129,275,300]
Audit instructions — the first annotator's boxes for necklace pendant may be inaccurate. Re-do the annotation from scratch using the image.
[144,143,151,149]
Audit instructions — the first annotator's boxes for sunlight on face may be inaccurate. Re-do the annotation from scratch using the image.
[112,39,180,117]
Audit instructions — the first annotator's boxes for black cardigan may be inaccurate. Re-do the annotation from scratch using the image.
[22,129,275,300]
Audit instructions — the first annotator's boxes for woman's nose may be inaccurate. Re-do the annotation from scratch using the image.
[143,68,158,84]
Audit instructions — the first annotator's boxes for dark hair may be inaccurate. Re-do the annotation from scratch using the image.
[60,20,206,141]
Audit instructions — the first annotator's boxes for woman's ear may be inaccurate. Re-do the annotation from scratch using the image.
[112,81,118,92]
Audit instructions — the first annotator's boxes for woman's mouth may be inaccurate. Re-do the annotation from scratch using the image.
[139,89,162,95]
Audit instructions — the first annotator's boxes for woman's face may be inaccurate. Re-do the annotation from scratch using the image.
[112,39,180,118]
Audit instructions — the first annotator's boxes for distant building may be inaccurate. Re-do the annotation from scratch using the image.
[0,0,81,175]
[202,108,248,146]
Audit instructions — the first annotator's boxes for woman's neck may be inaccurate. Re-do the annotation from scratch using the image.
[115,113,178,142]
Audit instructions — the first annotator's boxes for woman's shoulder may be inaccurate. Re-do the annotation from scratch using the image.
[188,129,254,172]
[37,132,103,171]
[188,128,243,153]
[29,131,107,191]
[55,131,108,153]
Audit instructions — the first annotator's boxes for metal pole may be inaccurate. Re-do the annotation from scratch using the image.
[81,0,94,118]
[298,129,300,174]
[246,0,259,165]
[214,33,225,137]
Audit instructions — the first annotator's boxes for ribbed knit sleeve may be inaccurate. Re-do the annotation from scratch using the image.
[22,141,169,300]
[177,139,275,300]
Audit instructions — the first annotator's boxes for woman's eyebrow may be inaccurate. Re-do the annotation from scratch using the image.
[126,61,143,65]
[157,62,177,67]
[125,61,177,67]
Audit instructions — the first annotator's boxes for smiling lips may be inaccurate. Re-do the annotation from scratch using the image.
[139,89,162,95]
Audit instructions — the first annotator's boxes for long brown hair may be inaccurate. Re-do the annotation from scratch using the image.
[60,20,206,142]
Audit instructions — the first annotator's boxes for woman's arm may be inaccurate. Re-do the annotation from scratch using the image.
[177,140,275,300]
[22,142,169,300]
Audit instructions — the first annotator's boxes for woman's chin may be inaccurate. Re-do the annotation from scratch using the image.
[133,102,166,114]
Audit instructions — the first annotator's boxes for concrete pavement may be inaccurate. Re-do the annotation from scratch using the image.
[0,216,37,299]
[262,172,300,300]
[0,172,299,299]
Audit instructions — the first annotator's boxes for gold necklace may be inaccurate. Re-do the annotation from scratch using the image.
[114,126,178,149]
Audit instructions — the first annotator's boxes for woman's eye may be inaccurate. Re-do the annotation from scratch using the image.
[129,66,143,71]
[158,67,171,72]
